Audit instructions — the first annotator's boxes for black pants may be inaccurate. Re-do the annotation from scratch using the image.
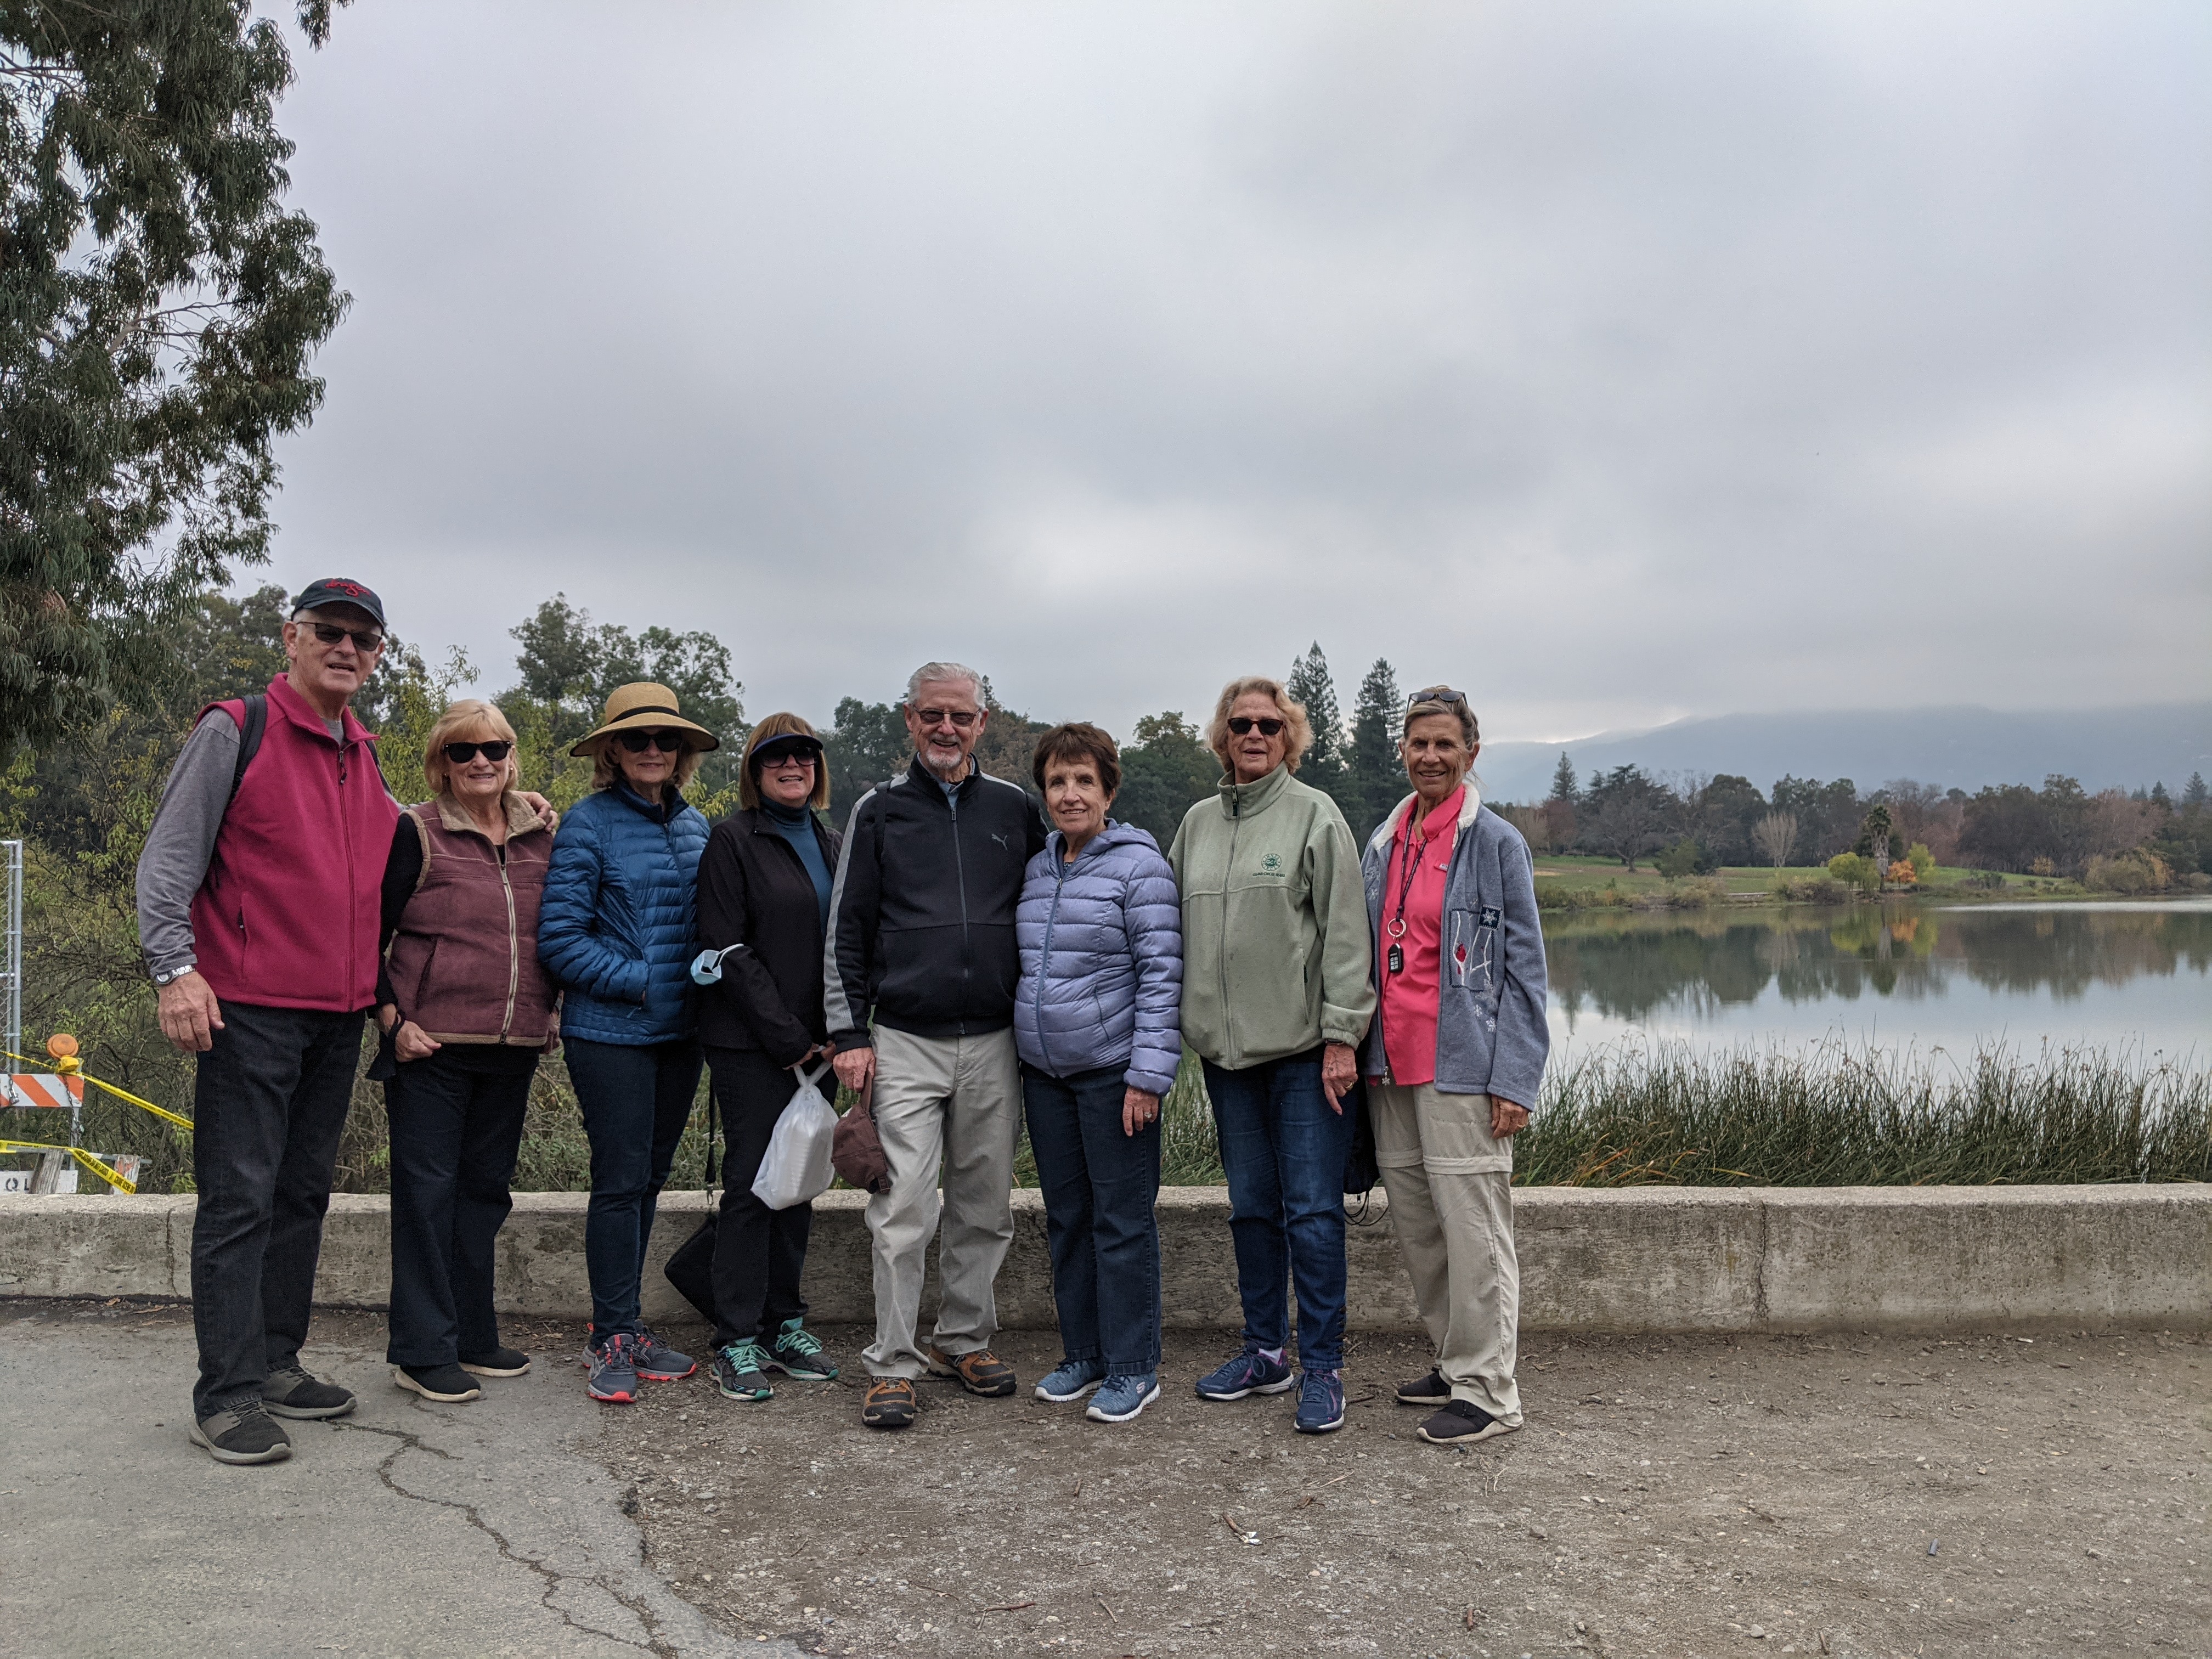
[706,1046,813,1347]
[189,1001,365,1419]
[384,1045,539,1367]
[565,1036,702,1334]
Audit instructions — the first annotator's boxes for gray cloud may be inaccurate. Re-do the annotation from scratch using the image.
[263,0,2211,743]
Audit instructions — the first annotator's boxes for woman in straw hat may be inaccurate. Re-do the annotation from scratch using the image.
[538,681,719,1404]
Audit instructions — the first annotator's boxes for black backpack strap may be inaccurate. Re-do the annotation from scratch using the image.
[228,693,268,805]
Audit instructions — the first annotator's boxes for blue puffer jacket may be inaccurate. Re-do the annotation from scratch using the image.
[538,782,710,1046]
[1014,820,1183,1095]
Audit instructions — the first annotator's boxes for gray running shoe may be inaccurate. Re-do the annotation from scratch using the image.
[189,1401,292,1465]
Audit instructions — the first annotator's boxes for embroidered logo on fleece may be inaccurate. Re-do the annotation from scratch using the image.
[1260,853,1283,873]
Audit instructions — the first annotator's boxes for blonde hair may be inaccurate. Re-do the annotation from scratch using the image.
[589,736,707,793]
[740,712,831,811]
[423,699,520,795]
[1205,675,1314,775]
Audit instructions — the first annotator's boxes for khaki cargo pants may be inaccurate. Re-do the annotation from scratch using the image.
[1371,1081,1522,1425]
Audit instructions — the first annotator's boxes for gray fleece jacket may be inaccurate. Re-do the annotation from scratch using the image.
[1358,787,1550,1107]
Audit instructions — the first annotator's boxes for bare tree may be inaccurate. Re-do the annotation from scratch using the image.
[1752,811,1799,868]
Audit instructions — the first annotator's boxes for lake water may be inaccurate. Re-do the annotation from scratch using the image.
[1542,898,2212,1064]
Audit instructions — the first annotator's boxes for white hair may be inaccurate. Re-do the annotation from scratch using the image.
[905,661,983,704]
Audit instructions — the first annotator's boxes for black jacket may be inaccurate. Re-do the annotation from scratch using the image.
[697,806,843,1065]
[825,755,1049,1046]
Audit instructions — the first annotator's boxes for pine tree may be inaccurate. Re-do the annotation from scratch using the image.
[2186,772,2209,810]
[1285,643,1343,778]
[1345,657,1403,842]
[1548,752,1579,805]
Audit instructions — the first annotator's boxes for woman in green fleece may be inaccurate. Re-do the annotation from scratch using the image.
[1168,675,1377,1435]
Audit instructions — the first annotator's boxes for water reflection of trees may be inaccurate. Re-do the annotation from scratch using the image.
[1542,904,2211,1026]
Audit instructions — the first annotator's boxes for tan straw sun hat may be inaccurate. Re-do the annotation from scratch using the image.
[568,681,723,757]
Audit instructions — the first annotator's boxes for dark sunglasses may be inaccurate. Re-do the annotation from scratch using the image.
[617,729,690,754]
[1407,685,1466,710]
[442,741,512,764]
[1227,716,1285,737]
[304,620,385,652]
[753,741,819,767]
[911,707,979,729]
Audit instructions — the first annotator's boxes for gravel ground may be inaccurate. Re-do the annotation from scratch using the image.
[589,1321,2210,1659]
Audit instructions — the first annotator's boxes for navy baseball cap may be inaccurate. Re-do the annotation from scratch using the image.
[291,577,386,628]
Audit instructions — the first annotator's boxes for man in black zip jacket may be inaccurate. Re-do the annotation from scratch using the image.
[825,661,1048,1430]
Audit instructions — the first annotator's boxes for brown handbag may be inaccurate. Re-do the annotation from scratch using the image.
[831,1075,891,1195]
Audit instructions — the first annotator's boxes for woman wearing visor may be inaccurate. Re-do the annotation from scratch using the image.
[539,682,717,1404]
[692,715,844,1404]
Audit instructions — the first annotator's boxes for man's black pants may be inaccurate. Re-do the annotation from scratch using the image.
[189,1001,364,1419]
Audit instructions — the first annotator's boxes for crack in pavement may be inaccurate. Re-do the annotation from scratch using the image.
[330,1417,678,1657]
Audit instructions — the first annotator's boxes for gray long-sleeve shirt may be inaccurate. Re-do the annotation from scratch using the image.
[134,707,345,981]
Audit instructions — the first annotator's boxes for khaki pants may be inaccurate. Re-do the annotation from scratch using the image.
[862,1026,1022,1379]
[1371,1081,1522,1424]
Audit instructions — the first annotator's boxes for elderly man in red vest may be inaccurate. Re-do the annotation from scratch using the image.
[137,579,405,1464]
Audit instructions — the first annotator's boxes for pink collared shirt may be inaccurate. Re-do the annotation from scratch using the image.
[1375,786,1464,1087]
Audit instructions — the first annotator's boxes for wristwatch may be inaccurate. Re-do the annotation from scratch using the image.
[151,963,194,988]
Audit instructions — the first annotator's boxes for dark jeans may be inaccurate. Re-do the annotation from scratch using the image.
[706,1046,814,1347]
[189,1001,364,1418]
[384,1045,538,1367]
[1023,1062,1162,1377]
[565,1036,702,1336]
[1203,1046,1353,1372]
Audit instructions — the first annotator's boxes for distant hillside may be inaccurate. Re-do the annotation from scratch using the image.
[1477,702,2212,803]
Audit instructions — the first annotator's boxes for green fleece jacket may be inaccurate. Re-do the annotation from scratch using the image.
[1168,764,1376,1070]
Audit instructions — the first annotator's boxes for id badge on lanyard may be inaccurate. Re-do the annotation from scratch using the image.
[1385,816,1425,974]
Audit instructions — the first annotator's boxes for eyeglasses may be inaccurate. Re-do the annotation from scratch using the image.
[753,742,818,767]
[911,708,979,729]
[303,621,385,653]
[1227,716,1285,737]
[617,729,689,754]
[442,741,513,764]
[1407,686,1466,710]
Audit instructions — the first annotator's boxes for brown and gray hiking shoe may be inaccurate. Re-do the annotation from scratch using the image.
[862,1376,919,1429]
[189,1401,292,1465]
[926,1345,1017,1397]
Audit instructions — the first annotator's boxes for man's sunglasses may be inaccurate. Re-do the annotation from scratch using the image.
[1227,716,1285,737]
[442,741,512,764]
[911,707,979,729]
[1407,685,1466,710]
[303,621,385,652]
[617,729,689,754]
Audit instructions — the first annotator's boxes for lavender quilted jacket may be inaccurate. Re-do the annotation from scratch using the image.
[1014,821,1184,1095]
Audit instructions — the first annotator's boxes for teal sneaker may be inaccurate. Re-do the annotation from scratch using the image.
[765,1317,839,1381]
[712,1340,774,1403]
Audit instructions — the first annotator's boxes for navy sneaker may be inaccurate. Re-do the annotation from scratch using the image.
[1295,1369,1346,1434]
[632,1328,696,1381]
[586,1333,639,1404]
[1086,1373,1161,1424]
[1035,1357,1107,1403]
[1194,1346,1294,1402]
[764,1317,838,1381]
[712,1341,774,1403]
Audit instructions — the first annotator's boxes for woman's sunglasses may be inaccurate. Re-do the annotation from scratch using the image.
[442,741,512,764]
[1227,716,1285,737]
[617,729,689,754]
[753,742,819,767]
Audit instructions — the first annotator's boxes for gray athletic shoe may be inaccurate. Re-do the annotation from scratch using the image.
[262,1363,357,1420]
[189,1401,292,1465]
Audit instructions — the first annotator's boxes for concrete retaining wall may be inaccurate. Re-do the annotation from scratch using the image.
[3,1183,2206,1333]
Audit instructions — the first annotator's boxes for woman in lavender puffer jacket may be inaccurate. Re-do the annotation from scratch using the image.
[1015,723,1183,1425]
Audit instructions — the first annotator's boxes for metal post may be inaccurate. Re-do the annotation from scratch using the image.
[1,839,19,1068]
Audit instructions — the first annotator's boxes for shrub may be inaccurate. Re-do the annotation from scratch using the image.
[1826,852,1878,891]
[1960,868,2006,890]
[1776,874,1851,904]
[2084,849,2172,895]
[1907,842,1935,881]
[1668,876,1728,909]
[1655,837,1705,878]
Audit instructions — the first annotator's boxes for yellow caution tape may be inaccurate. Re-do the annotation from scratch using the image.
[2,1049,194,1131]
[0,1138,137,1194]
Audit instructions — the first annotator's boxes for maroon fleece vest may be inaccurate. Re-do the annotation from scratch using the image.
[383,798,556,1045]
[189,676,398,1012]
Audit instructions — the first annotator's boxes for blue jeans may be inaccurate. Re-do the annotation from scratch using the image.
[1022,1062,1161,1378]
[565,1036,703,1335]
[1203,1046,1352,1371]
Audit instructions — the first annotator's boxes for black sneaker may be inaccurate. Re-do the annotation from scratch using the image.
[1417,1398,1519,1446]
[189,1401,292,1465]
[712,1340,775,1403]
[262,1364,357,1420]
[765,1318,839,1381]
[1396,1368,1450,1407]
[459,1347,532,1377]
[393,1363,483,1403]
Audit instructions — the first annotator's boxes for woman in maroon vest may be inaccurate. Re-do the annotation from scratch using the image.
[373,699,560,1403]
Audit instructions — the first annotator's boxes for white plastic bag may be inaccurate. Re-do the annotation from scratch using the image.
[751,1062,839,1211]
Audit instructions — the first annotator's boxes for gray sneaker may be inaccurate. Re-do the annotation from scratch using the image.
[189,1401,292,1465]
[262,1363,357,1420]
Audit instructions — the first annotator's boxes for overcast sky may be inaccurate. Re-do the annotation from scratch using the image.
[261,1,2211,743]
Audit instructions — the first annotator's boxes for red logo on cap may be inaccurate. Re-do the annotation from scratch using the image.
[324,579,371,597]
